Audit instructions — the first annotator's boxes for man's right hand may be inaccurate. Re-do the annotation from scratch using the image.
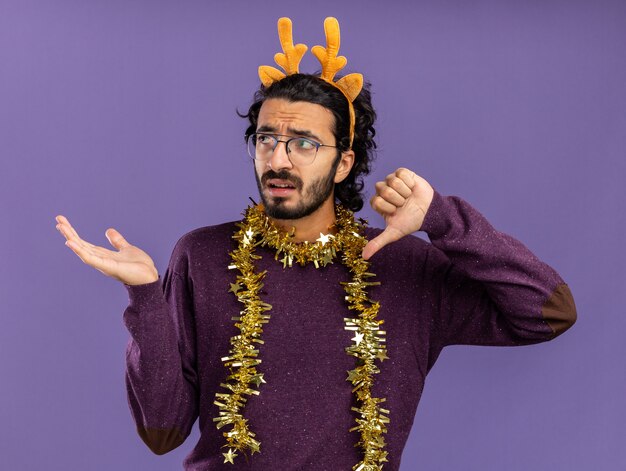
[55,215,159,286]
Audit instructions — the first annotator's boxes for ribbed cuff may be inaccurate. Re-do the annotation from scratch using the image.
[419,189,452,239]
[124,276,166,311]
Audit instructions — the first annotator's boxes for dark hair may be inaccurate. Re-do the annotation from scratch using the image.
[238,73,377,212]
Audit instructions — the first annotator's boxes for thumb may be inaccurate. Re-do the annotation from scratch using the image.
[105,228,130,250]
[362,227,403,260]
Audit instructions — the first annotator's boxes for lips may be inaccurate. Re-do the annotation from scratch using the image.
[266,178,297,197]
[267,179,297,190]
[260,171,303,199]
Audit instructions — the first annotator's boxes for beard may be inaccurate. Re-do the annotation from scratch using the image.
[254,155,341,220]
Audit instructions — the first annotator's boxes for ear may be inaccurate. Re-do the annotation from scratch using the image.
[334,150,355,183]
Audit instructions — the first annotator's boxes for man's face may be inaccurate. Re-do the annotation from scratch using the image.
[253,98,346,220]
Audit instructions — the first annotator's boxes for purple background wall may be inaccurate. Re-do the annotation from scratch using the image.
[1,0,624,469]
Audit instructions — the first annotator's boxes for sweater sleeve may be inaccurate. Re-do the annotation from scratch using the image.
[122,250,199,455]
[420,190,577,348]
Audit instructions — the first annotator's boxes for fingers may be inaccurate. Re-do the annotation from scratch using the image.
[374,181,405,207]
[370,194,397,218]
[362,226,404,260]
[56,225,118,276]
[65,236,99,265]
[365,168,434,260]
[55,216,121,269]
[55,215,80,240]
[58,227,104,265]
[385,171,413,198]
[105,228,130,250]
[55,215,96,250]
[371,168,418,215]
[55,215,130,252]
[55,215,155,283]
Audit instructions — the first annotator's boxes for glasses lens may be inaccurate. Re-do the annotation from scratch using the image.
[249,133,280,160]
[246,134,254,159]
[246,133,260,160]
[287,138,318,165]
[246,134,320,165]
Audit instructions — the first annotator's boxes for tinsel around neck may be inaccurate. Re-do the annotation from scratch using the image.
[214,201,390,470]
[238,202,369,269]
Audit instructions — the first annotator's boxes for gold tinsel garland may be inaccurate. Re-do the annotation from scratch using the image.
[212,203,390,470]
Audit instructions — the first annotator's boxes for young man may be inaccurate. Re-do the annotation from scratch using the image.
[55,17,576,471]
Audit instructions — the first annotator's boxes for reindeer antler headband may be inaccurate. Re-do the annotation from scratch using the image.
[258,17,363,148]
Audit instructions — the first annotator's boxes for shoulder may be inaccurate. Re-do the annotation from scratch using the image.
[177,220,239,248]
[167,220,240,275]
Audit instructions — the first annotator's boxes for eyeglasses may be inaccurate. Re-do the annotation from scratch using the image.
[245,132,339,166]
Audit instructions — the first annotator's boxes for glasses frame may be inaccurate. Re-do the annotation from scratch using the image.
[245,132,340,166]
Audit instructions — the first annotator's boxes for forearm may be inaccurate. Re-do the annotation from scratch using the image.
[421,190,577,344]
[123,277,198,454]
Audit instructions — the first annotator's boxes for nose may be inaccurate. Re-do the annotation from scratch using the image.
[267,139,293,171]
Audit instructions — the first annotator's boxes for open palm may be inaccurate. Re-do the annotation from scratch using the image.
[55,215,159,286]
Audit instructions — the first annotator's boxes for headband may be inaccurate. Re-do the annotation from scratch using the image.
[258,17,363,148]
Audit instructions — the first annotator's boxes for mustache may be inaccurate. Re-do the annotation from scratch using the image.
[261,170,303,190]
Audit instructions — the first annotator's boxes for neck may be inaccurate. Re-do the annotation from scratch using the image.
[269,197,337,242]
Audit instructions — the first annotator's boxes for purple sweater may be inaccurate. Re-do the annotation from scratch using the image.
[122,190,576,470]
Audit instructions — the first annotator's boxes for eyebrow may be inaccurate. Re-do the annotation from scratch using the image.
[256,125,323,143]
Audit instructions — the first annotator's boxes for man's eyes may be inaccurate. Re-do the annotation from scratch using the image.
[255,134,317,150]
[294,138,315,150]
